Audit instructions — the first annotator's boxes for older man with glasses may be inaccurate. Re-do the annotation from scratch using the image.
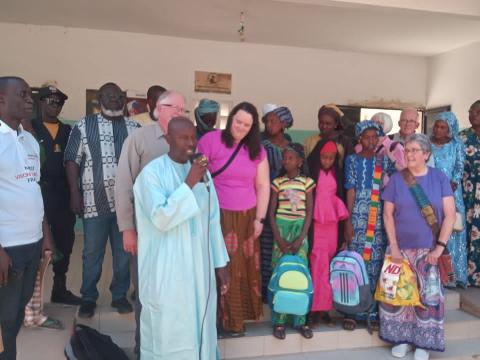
[114,90,187,356]
[391,108,420,144]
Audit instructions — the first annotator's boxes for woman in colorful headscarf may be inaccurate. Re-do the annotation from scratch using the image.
[459,100,480,287]
[260,105,294,301]
[431,111,467,287]
[194,98,219,139]
[343,120,395,331]
[305,104,354,171]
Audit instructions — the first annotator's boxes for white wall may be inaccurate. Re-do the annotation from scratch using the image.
[427,41,480,128]
[0,22,427,130]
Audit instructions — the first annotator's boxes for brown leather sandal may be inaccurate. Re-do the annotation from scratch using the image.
[299,325,313,339]
[343,318,357,331]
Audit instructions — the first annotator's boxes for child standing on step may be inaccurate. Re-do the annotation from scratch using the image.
[309,140,349,326]
[269,143,315,340]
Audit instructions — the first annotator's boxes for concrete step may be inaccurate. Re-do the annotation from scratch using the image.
[218,309,480,359]
[255,288,460,322]
[17,303,78,360]
[73,290,465,356]
[233,338,480,360]
[457,287,480,318]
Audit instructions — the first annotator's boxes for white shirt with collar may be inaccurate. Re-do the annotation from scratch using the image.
[0,119,44,248]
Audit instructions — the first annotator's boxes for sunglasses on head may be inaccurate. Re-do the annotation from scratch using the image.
[45,97,65,107]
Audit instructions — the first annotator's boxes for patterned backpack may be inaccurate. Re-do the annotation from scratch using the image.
[330,250,373,315]
[268,255,313,316]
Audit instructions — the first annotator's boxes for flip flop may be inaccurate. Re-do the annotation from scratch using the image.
[39,317,64,330]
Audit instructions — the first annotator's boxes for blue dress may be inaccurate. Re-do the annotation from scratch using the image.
[432,140,468,286]
[344,153,394,320]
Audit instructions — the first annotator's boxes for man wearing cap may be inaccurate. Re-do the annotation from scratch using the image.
[194,98,219,139]
[33,86,81,305]
[132,85,166,127]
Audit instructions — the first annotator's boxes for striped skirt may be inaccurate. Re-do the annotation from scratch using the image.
[219,208,263,332]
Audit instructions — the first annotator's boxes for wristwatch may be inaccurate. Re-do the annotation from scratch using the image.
[436,240,447,248]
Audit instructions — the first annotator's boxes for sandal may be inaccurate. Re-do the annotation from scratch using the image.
[39,317,64,330]
[299,325,313,339]
[273,325,286,340]
[342,318,357,331]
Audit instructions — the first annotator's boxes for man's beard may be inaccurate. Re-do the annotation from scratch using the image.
[101,104,124,118]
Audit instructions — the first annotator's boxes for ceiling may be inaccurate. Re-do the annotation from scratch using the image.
[2,0,480,56]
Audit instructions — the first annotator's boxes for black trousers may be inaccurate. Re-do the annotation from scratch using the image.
[0,240,42,360]
[45,203,76,280]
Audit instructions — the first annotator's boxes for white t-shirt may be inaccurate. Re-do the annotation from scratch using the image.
[0,119,44,248]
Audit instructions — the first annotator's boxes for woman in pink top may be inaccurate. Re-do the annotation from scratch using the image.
[197,102,270,336]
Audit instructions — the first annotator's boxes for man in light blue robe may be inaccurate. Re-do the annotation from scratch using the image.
[133,117,229,360]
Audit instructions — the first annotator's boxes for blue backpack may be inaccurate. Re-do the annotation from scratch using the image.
[268,255,313,316]
[330,250,373,315]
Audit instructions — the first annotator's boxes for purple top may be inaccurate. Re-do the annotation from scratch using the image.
[197,130,266,211]
[381,167,453,249]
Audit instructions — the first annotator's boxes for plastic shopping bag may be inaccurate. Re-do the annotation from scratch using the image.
[374,256,423,307]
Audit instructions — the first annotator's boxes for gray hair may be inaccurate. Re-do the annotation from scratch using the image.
[157,90,185,105]
[405,133,432,154]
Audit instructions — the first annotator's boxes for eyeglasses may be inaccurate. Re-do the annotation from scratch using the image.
[161,104,190,114]
[45,98,65,107]
[399,119,418,125]
[405,148,424,154]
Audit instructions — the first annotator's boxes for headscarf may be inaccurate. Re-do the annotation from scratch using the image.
[262,103,280,117]
[195,99,219,135]
[434,111,460,143]
[324,103,344,118]
[355,120,384,138]
[271,106,294,129]
[320,140,337,154]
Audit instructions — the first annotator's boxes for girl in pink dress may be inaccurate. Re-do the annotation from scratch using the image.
[309,140,349,325]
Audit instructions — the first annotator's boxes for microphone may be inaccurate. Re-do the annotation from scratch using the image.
[190,153,209,185]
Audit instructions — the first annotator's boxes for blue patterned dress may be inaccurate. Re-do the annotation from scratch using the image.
[431,113,467,286]
[344,153,394,320]
[260,139,288,301]
[459,127,480,287]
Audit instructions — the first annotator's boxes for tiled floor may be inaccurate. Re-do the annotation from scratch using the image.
[17,233,136,360]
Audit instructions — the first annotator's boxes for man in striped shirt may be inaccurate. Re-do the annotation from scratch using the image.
[65,82,140,318]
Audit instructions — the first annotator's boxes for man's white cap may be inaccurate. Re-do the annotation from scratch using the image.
[262,103,280,117]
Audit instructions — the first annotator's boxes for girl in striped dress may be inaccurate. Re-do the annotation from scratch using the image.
[268,143,315,340]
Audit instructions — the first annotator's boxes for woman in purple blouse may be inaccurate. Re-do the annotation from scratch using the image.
[380,134,455,360]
